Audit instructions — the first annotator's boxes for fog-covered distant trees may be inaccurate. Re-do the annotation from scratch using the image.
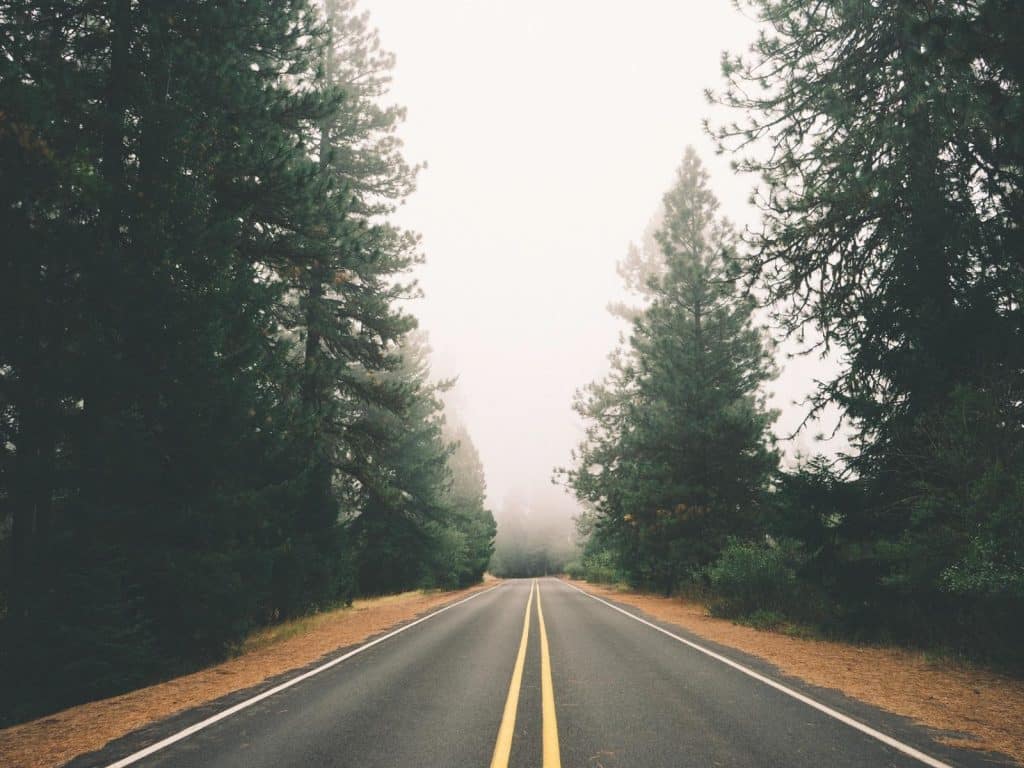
[567,0,1024,666]
[435,416,498,588]
[607,209,665,323]
[0,0,492,724]
[489,490,576,578]
[351,332,495,594]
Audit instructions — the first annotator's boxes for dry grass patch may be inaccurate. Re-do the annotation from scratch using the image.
[0,583,493,768]
[238,590,424,654]
[568,579,1024,765]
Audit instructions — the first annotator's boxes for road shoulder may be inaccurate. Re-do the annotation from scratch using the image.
[0,583,495,768]
[565,578,1023,766]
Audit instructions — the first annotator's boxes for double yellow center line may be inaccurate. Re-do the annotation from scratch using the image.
[490,580,561,768]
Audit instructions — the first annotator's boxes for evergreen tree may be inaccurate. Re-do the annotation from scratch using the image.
[0,0,349,718]
[436,415,497,587]
[271,0,419,608]
[348,332,453,594]
[565,149,778,593]
[0,0,100,628]
[712,0,1024,642]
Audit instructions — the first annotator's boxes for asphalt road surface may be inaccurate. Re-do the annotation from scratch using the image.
[77,579,1009,768]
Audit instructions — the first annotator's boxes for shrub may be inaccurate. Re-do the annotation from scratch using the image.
[564,560,585,579]
[568,548,624,584]
[707,538,804,619]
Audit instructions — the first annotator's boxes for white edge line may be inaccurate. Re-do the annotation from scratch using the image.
[561,580,953,768]
[104,584,502,768]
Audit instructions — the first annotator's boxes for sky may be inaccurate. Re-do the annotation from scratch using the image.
[360,0,842,509]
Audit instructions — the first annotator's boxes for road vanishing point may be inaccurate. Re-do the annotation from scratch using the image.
[74,579,1006,768]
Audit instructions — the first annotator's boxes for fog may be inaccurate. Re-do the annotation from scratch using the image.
[362,0,843,522]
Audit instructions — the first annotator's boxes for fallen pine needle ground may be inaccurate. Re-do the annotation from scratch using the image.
[0,582,494,768]
[567,578,1024,765]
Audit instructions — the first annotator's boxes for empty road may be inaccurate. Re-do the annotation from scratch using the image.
[73,579,1006,768]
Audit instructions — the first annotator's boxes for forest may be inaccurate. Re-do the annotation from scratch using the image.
[487,486,576,578]
[3,0,1024,736]
[0,0,494,724]
[562,0,1024,668]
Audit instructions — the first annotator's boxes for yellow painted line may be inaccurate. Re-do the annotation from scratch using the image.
[490,581,535,768]
[536,580,562,768]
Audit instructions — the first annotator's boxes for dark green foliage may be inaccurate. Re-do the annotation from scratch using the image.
[349,332,452,594]
[2,0,332,720]
[703,0,1024,665]
[894,385,1024,606]
[348,333,495,595]
[1,541,158,713]
[564,0,1022,664]
[565,545,624,585]
[712,0,1024,436]
[707,539,805,620]
[0,0,492,725]
[432,417,497,588]
[561,148,779,594]
[749,455,1022,665]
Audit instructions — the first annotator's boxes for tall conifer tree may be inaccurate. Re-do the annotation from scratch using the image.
[712,0,1024,629]
[566,149,778,592]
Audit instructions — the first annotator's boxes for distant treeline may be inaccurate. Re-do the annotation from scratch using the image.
[562,1,1024,668]
[488,492,576,578]
[0,0,494,724]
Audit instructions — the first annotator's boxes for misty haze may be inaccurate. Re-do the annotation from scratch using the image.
[2,1,1022,767]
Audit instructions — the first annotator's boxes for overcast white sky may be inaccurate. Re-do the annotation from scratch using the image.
[361,0,841,509]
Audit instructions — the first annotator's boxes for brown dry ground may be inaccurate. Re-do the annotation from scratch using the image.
[568,578,1024,765]
[0,582,494,768]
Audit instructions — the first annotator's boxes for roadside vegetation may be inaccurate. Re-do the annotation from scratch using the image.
[561,0,1024,671]
[569,580,1024,765]
[0,585,491,768]
[0,0,494,726]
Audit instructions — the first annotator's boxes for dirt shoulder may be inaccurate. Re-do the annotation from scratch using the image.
[567,578,1024,765]
[0,582,494,768]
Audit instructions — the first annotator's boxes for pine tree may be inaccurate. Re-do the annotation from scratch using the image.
[348,331,453,594]
[0,0,100,625]
[565,149,778,593]
[712,0,1023,440]
[437,415,497,587]
[1,0,342,718]
[266,0,421,608]
[712,0,1024,641]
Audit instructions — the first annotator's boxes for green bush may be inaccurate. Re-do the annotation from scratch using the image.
[564,560,585,579]
[707,538,804,619]
[567,548,624,584]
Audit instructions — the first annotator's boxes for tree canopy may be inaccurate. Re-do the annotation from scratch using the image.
[0,0,494,724]
[563,148,779,594]
[568,1,1024,667]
